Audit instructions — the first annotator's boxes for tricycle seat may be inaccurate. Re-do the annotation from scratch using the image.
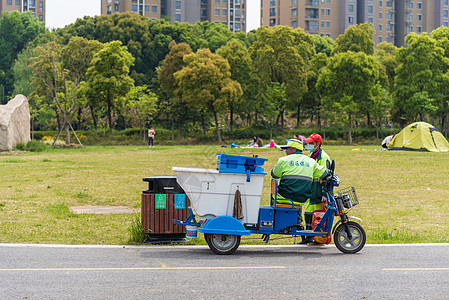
[271,179,301,209]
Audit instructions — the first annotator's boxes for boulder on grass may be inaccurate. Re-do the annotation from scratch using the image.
[0,95,30,151]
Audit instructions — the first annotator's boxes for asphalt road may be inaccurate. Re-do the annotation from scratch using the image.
[1,243,449,299]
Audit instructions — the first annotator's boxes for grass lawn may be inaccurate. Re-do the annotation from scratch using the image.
[1,145,448,245]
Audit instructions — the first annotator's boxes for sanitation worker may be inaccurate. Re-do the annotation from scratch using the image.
[271,139,328,231]
[301,133,331,246]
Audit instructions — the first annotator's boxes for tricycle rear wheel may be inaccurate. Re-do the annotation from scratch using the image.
[204,233,241,255]
[333,221,366,254]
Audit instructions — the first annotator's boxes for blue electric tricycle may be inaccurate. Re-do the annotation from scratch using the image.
[174,155,366,255]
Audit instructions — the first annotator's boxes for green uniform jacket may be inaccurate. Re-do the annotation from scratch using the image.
[309,148,331,204]
[271,151,328,204]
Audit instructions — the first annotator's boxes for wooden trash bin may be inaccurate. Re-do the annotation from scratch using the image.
[141,177,191,243]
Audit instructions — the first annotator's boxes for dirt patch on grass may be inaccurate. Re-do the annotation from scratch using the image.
[70,205,137,214]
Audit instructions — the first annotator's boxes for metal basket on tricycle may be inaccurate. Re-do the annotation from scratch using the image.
[335,186,358,209]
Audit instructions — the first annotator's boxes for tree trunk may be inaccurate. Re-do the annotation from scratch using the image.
[64,115,70,145]
[348,114,352,144]
[275,112,280,131]
[230,107,234,133]
[89,105,98,138]
[317,111,321,128]
[178,119,183,139]
[171,119,175,141]
[296,105,300,128]
[107,97,113,136]
[201,112,206,135]
[213,109,222,143]
[367,111,372,128]
[281,109,285,134]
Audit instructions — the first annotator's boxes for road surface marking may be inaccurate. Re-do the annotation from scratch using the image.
[0,266,286,272]
[383,268,449,271]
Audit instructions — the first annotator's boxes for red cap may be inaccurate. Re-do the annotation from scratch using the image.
[305,133,323,145]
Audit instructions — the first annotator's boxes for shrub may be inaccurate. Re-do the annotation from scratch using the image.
[26,140,47,152]
[14,143,26,150]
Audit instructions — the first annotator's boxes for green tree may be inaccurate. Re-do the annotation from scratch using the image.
[216,40,253,132]
[0,11,46,103]
[317,51,382,143]
[124,85,158,141]
[332,23,375,56]
[157,41,194,139]
[174,48,242,142]
[32,37,101,145]
[85,40,135,136]
[249,26,313,132]
[313,35,336,57]
[393,33,447,126]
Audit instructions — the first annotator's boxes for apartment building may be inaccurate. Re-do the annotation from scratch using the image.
[101,0,246,32]
[261,0,449,47]
[0,0,45,22]
[101,0,161,19]
[261,0,346,39]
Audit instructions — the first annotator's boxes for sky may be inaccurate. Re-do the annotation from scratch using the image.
[45,0,260,31]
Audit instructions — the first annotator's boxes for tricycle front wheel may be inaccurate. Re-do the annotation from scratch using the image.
[333,221,366,254]
[204,233,241,255]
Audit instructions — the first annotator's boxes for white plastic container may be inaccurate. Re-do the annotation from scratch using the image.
[172,167,265,225]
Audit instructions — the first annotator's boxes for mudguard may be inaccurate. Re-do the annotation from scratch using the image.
[199,216,251,235]
[332,216,362,234]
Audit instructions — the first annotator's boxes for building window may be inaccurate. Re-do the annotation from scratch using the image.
[235,0,240,4]
[222,8,227,16]
[30,0,35,7]
[292,9,297,17]
[378,37,382,43]
[326,21,330,28]
[39,15,43,21]
[107,0,111,3]
[215,8,220,16]
[387,12,392,20]
[378,24,382,31]
[215,0,220,2]
[386,36,391,43]
[235,9,241,18]
[445,10,449,18]
[223,0,227,3]
[321,20,324,28]
[417,2,422,9]
[292,0,297,4]
[349,4,353,13]
[417,26,422,33]
[132,4,138,12]
[348,16,353,25]
[306,20,319,31]
[175,13,181,22]
[321,8,324,16]
[327,0,330,3]
[107,5,112,14]
[270,18,276,26]
[379,0,382,7]
[39,1,43,12]
[292,21,297,28]
[417,14,422,21]
[201,9,207,17]
[326,9,330,16]
[176,1,181,10]
[368,5,373,14]
[407,13,413,21]
[379,12,382,19]
[270,0,276,6]
[444,22,448,27]
[270,8,276,17]
[386,1,392,8]
[145,5,149,12]
[235,22,241,31]
[368,17,373,23]
[445,0,449,6]
[15,0,20,6]
[152,5,157,13]
[407,25,413,33]
[386,24,392,31]
[7,0,12,6]
[408,2,413,9]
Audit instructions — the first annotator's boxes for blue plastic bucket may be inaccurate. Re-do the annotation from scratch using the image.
[186,225,198,238]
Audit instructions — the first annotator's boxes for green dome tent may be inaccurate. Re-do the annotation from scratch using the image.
[388,122,449,152]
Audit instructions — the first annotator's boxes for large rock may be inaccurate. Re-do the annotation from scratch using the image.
[0,95,31,151]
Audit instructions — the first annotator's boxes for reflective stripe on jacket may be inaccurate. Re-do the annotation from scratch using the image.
[271,152,327,204]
